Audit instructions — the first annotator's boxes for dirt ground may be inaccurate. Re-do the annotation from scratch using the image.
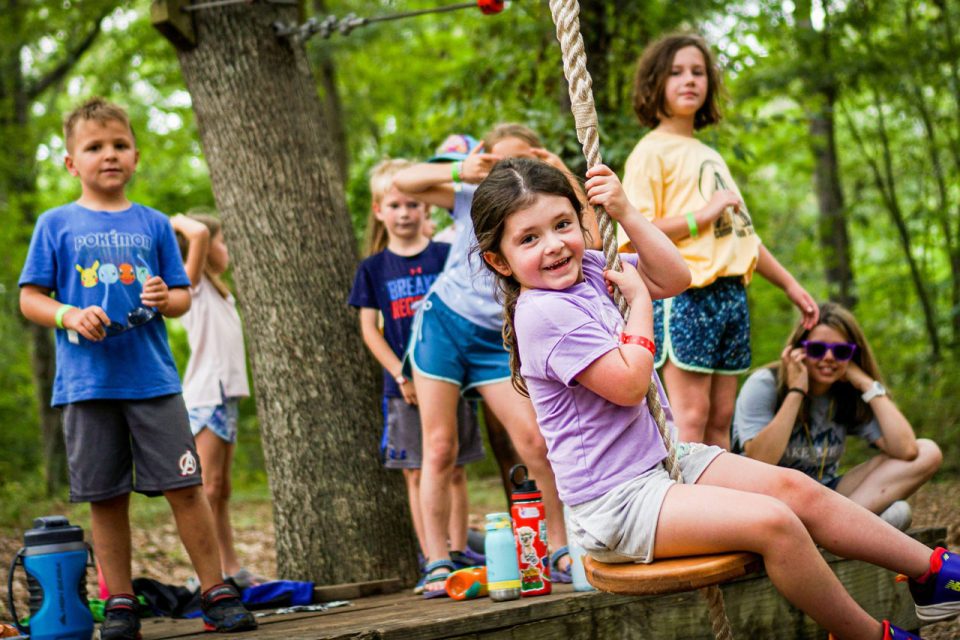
[1,480,957,638]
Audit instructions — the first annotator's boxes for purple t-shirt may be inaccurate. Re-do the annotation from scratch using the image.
[515,250,671,505]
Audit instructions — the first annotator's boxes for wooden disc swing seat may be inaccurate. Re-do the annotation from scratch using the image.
[546,2,763,638]
[582,552,762,597]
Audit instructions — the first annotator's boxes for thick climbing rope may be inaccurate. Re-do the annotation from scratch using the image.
[547,2,734,639]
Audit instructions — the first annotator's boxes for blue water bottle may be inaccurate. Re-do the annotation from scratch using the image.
[6,516,94,640]
[484,513,521,602]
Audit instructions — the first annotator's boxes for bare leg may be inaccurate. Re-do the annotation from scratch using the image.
[402,468,427,557]
[703,373,738,450]
[413,373,461,593]
[448,465,469,551]
[164,485,223,591]
[697,453,932,578]
[478,381,568,559]
[661,361,711,443]
[481,402,522,505]
[655,483,882,640]
[196,428,240,576]
[835,439,943,513]
[90,494,134,595]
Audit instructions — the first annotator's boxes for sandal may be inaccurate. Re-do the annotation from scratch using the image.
[421,559,456,599]
[550,547,573,584]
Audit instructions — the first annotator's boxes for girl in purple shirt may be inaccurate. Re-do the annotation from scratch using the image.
[471,158,958,639]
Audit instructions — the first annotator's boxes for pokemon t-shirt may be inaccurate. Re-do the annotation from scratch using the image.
[19,202,190,406]
[348,241,450,397]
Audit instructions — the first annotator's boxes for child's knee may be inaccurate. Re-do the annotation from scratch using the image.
[423,432,458,469]
[754,498,806,544]
[203,475,229,504]
[164,484,204,506]
[775,467,822,503]
[450,466,466,485]
[509,425,548,461]
[915,439,943,478]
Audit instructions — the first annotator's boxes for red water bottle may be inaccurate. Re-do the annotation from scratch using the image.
[509,464,551,596]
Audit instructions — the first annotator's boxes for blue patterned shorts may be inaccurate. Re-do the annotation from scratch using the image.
[188,398,240,444]
[654,277,750,374]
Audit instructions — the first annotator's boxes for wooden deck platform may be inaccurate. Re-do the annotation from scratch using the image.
[141,527,945,640]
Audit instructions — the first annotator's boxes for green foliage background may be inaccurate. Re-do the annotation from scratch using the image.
[2,0,958,522]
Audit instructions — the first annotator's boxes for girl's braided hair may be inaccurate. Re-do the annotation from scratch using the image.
[471,158,585,396]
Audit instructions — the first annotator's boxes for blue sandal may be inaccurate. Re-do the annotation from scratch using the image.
[550,547,573,584]
[421,559,456,599]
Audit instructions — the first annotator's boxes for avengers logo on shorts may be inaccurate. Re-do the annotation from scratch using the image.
[178,450,198,476]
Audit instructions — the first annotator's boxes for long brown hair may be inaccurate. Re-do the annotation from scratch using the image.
[632,33,723,130]
[774,301,884,428]
[175,211,231,299]
[472,158,584,396]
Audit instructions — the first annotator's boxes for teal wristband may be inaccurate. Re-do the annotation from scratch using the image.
[451,161,462,184]
[55,304,75,329]
[685,212,699,239]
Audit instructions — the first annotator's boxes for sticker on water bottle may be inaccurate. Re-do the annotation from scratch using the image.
[518,507,539,519]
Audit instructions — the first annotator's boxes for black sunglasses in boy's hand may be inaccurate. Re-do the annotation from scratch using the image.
[104,306,157,337]
[800,340,857,362]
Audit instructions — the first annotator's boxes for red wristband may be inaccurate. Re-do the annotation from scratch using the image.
[620,333,655,356]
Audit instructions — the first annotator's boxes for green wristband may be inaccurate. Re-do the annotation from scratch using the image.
[685,211,699,239]
[451,161,462,184]
[55,304,75,329]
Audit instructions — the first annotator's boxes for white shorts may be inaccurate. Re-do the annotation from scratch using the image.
[567,442,723,564]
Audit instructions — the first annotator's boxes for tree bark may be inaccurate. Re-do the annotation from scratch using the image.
[844,99,941,359]
[794,0,856,308]
[170,5,418,584]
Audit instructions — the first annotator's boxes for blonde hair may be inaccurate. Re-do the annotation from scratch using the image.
[175,211,232,299]
[482,123,542,153]
[64,97,135,153]
[364,158,416,256]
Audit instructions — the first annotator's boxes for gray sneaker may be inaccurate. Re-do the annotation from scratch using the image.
[879,500,913,531]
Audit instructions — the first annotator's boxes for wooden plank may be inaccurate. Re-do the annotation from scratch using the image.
[150,0,196,50]
[140,527,946,640]
[312,577,402,601]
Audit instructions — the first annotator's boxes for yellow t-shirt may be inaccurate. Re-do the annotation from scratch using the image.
[618,130,761,288]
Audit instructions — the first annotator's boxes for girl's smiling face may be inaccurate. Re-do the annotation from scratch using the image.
[662,45,709,120]
[483,194,585,292]
[803,324,852,387]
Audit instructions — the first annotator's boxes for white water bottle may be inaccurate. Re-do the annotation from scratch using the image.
[563,505,596,592]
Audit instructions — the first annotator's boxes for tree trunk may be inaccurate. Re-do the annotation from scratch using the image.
[25,323,65,493]
[794,0,856,308]
[808,100,856,308]
[170,5,417,583]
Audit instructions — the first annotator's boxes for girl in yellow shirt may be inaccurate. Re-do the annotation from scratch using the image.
[619,34,818,449]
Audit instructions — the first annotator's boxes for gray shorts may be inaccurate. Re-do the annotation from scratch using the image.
[382,396,485,469]
[63,394,202,502]
[567,442,723,564]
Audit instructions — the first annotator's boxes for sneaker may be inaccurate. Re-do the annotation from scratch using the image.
[908,547,960,622]
[100,594,141,640]
[224,568,268,590]
[200,583,258,633]
[882,620,920,639]
[451,547,485,568]
[880,500,913,531]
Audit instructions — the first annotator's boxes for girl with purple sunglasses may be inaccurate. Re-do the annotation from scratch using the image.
[732,301,942,531]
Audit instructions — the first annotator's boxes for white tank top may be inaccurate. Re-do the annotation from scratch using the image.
[180,276,250,408]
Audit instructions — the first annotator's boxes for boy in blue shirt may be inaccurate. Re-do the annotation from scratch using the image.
[19,98,256,639]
